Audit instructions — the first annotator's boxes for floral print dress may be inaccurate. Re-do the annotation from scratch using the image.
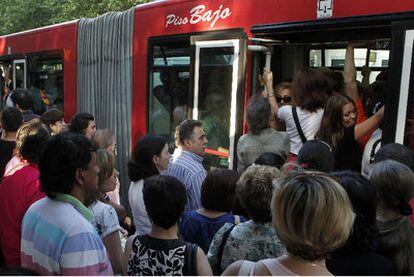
[127,235,197,276]
[207,220,285,275]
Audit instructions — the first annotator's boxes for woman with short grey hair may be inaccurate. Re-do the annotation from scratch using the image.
[236,95,290,172]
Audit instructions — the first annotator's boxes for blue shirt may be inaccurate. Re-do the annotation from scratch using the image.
[164,149,207,211]
[179,211,246,253]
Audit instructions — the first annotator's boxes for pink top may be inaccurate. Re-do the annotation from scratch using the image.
[252,258,298,276]
[0,164,44,266]
[4,156,28,177]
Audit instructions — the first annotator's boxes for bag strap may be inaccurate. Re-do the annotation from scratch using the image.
[292,106,307,144]
[183,243,198,276]
[369,138,382,164]
[217,224,237,274]
[234,215,240,225]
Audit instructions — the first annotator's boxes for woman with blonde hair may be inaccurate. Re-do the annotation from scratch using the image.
[369,160,414,275]
[4,119,45,177]
[87,149,123,274]
[225,172,354,275]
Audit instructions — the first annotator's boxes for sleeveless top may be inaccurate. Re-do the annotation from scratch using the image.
[249,259,298,276]
[127,235,197,276]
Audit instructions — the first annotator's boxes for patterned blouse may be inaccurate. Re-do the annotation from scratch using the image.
[127,235,197,276]
[207,220,285,275]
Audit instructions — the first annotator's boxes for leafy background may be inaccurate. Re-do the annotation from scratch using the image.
[0,0,151,35]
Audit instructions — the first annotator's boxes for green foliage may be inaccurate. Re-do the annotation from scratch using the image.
[0,0,151,35]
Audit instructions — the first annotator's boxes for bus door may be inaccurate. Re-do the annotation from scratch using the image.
[190,35,247,170]
[386,21,414,150]
[13,59,26,89]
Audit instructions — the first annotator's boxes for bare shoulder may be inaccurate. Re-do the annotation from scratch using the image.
[222,260,244,275]
[196,246,213,276]
[253,260,272,276]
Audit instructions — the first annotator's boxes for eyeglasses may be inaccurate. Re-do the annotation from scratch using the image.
[276,96,292,103]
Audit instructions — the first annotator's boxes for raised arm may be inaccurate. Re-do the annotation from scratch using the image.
[262,68,279,118]
[361,65,372,88]
[344,44,359,101]
[354,106,384,141]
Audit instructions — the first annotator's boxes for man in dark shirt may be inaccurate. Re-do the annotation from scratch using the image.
[10,89,39,122]
[0,107,22,177]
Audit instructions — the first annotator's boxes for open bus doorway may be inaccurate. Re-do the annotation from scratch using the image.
[0,53,63,114]
[250,13,414,151]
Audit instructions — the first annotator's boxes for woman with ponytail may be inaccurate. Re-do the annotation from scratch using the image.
[128,135,170,235]
[369,160,414,275]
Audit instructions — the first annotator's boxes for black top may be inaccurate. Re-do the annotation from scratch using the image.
[326,248,395,275]
[334,126,362,172]
[127,235,197,276]
[0,139,15,177]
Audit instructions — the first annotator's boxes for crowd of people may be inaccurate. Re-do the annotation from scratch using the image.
[0,43,413,276]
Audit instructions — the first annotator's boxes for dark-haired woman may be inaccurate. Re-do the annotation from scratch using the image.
[326,171,394,275]
[128,135,170,235]
[263,68,329,158]
[179,169,246,254]
[123,175,212,275]
[369,160,414,275]
[317,95,384,172]
[297,140,334,172]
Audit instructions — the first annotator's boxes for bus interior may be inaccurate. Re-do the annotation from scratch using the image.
[0,52,64,114]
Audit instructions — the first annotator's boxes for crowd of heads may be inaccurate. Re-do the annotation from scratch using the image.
[0,58,413,276]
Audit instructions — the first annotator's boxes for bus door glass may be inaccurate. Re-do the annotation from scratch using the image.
[394,28,414,150]
[13,59,26,89]
[148,39,191,149]
[192,39,244,170]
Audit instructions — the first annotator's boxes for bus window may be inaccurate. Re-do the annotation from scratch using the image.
[309,49,322,67]
[13,59,26,89]
[149,40,191,148]
[197,47,233,169]
[27,54,63,114]
[309,47,389,84]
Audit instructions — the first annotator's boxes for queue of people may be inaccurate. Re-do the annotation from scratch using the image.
[0,42,413,276]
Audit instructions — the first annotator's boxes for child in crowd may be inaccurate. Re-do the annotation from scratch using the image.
[123,175,212,275]
[88,149,123,274]
[179,169,245,253]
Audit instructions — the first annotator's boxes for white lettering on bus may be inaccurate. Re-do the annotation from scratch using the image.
[165,4,231,28]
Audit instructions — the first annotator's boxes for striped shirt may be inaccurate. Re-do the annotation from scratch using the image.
[21,195,113,275]
[164,148,207,211]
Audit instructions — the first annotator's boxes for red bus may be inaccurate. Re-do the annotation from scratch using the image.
[0,0,413,186]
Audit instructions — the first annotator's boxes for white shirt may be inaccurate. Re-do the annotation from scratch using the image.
[128,179,151,235]
[278,105,324,155]
[361,129,382,178]
[89,200,122,239]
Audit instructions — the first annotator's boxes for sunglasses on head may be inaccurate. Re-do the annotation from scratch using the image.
[276,96,292,103]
